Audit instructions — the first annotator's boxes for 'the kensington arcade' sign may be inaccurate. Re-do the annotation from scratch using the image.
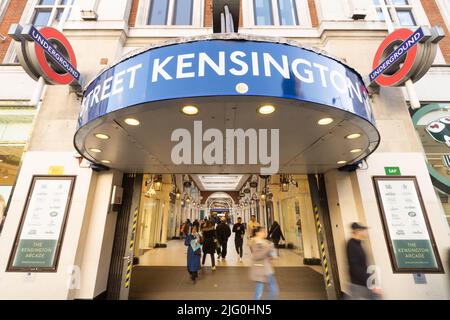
[7,176,76,272]
[373,176,443,273]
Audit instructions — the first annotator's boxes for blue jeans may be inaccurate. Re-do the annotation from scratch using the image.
[254,274,279,300]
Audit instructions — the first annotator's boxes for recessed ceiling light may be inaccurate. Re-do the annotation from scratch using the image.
[124,118,140,126]
[351,148,363,153]
[318,118,334,125]
[257,105,276,115]
[337,161,347,165]
[89,148,102,153]
[101,160,111,164]
[95,133,110,140]
[346,133,361,140]
[182,105,199,115]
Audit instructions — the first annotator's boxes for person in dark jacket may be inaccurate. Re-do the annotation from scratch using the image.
[267,221,285,255]
[182,219,192,239]
[184,225,202,283]
[233,217,245,262]
[346,222,380,299]
[216,217,232,260]
[192,219,200,232]
[201,220,217,270]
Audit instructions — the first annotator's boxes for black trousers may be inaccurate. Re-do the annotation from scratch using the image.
[202,252,215,267]
[273,239,280,248]
[219,241,228,258]
[235,239,243,258]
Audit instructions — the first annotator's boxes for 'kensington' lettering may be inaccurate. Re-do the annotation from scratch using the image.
[83,50,364,111]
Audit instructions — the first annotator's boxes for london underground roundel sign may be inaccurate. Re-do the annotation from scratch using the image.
[9,24,81,86]
[33,27,79,85]
[371,28,420,87]
[369,26,444,87]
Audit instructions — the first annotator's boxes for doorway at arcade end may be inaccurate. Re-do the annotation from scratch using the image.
[105,174,344,300]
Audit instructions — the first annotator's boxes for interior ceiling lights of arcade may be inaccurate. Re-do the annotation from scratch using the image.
[78,97,375,174]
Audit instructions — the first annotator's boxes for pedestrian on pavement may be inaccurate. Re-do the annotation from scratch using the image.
[201,220,217,270]
[182,219,192,239]
[247,214,261,238]
[267,221,285,255]
[216,216,231,261]
[184,225,202,283]
[249,226,279,300]
[346,222,381,299]
[193,219,200,232]
[233,217,245,262]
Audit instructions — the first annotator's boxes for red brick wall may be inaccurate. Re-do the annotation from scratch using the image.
[0,0,27,62]
[308,0,319,28]
[204,0,212,27]
[421,0,450,64]
[128,0,139,27]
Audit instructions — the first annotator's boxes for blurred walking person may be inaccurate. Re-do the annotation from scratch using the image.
[233,217,245,262]
[346,222,381,299]
[249,226,279,300]
[267,221,285,255]
[247,214,261,239]
[193,219,200,231]
[201,220,217,270]
[216,217,231,261]
[184,225,202,283]
[181,219,192,239]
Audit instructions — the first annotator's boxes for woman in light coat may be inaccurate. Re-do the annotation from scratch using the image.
[248,226,279,300]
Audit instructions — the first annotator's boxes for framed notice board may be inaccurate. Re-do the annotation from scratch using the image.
[7,176,76,272]
[373,176,444,273]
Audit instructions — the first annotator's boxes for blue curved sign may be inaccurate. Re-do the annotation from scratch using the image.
[78,39,374,128]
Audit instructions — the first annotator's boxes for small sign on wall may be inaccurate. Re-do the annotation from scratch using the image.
[48,166,64,175]
[7,176,76,272]
[384,167,401,176]
[373,176,444,273]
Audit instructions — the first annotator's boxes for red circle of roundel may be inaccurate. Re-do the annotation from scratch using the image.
[372,28,417,87]
[34,27,77,85]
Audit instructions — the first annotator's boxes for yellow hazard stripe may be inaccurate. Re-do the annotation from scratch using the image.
[125,208,139,288]
[314,206,331,287]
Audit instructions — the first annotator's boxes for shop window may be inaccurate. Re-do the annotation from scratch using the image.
[412,104,450,231]
[253,0,301,26]
[30,0,72,27]
[0,109,36,230]
[373,0,418,27]
[145,0,194,26]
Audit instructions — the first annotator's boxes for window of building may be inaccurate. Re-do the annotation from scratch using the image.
[0,0,9,19]
[30,0,72,27]
[373,0,418,27]
[145,0,194,26]
[2,0,72,64]
[253,0,301,26]
[437,0,450,31]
